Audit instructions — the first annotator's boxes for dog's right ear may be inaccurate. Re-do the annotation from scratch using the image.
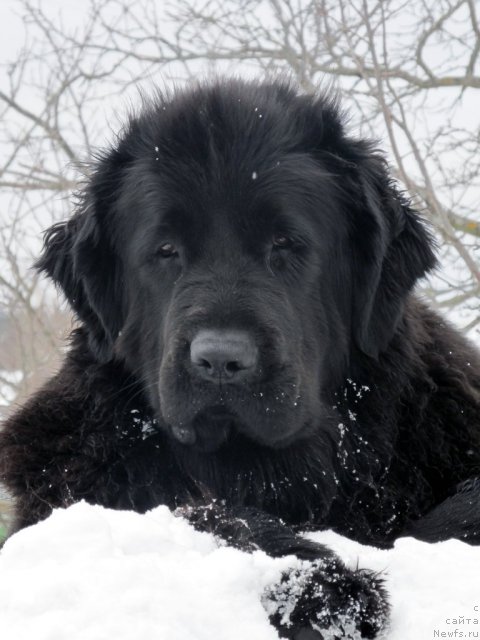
[35,199,125,362]
[36,214,86,314]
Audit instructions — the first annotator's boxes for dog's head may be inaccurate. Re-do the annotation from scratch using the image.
[37,79,436,452]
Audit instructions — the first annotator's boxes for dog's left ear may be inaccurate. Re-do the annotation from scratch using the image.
[351,152,436,358]
[35,191,125,363]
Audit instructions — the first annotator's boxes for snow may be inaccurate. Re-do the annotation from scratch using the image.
[1,503,479,639]
[0,503,293,640]
[306,530,480,639]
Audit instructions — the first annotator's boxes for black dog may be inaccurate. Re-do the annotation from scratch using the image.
[1,79,480,639]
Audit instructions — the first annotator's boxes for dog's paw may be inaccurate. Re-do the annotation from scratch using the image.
[262,557,389,639]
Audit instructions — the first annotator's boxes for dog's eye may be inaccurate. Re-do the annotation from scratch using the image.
[272,234,292,249]
[156,242,178,258]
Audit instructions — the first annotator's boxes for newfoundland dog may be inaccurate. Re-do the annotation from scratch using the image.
[1,79,480,639]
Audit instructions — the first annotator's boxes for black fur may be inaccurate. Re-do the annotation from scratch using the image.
[1,79,480,638]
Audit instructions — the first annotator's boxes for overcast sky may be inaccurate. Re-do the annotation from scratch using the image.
[0,1,87,70]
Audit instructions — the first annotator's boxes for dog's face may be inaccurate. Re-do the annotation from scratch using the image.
[37,80,435,452]
[114,142,342,452]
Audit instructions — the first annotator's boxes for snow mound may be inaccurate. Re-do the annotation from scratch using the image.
[0,502,479,639]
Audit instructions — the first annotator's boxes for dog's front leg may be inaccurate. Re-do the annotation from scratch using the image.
[177,503,389,639]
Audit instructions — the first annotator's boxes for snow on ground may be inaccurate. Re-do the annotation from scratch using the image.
[0,502,479,640]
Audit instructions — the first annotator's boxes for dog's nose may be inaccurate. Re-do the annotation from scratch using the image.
[190,329,258,383]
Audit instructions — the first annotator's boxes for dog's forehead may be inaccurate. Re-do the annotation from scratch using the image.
[112,86,347,245]
[118,150,337,251]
